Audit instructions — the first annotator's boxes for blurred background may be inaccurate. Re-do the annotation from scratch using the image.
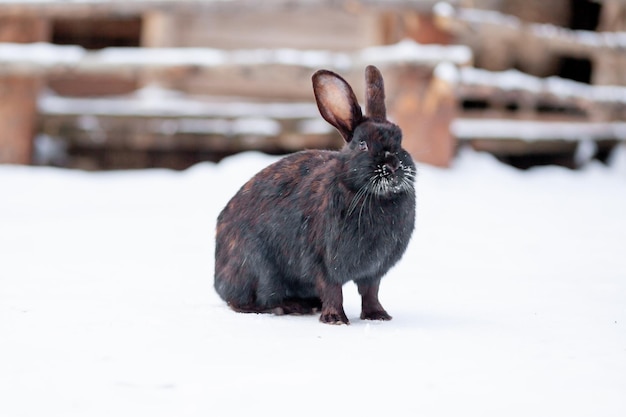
[0,0,625,171]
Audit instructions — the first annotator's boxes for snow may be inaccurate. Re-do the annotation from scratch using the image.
[0,42,349,73]
[446,4,522,29]
[0,40,467,75]
[1,147,626,417]
[358,39,472,67]
[433,1,454,18]
[452,119,626,141]
[0,42,84,66]
[93,46,352,70]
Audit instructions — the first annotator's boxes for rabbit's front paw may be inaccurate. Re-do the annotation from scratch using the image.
[360,309,392,321]
[319,307,349,325]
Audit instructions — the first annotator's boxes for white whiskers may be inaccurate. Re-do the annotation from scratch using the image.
[346,162,415,232]
[370,161,415,197]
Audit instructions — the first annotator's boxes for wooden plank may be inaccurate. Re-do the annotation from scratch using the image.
[468,139,579,157]
[0,41,472,102]
[435,64,626,120]
[453,118,626,160]
[0,15,49,41]
[169,8,380,52]
[0,0,452,18]
[39,114,341,153]
[457,112,592,123]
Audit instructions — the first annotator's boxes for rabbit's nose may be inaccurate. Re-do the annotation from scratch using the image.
[384,152,400,173]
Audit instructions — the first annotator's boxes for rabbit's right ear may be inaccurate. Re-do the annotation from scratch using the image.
[312,70,363,142]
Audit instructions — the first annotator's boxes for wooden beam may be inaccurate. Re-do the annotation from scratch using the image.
[40,115,341,153]
[452,118,626,141]
[386,66,457,167]
[435,63,626,120]
[0,0,455,18]
[0,76,41,164]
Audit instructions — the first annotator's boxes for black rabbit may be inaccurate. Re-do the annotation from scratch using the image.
[214,65,416,325]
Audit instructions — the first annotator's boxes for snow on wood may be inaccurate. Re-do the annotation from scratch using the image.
[435,62,626,105]
[0,40,472,76]
[0,0,456,17]
[0,42,85,67]
[0,42,346,75]
[359,39,472,67]
[39,88,322,119]
[452,118,626,141]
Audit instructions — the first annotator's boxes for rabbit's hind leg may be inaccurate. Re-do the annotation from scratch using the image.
[227,301,273,314]
[275,297,323,315]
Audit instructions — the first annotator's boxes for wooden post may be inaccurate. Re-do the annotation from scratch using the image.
[0,16,48,165]
[0,76,42,164]
[380,11,452,45]
[387,66,456,168]
[377,11,456,167]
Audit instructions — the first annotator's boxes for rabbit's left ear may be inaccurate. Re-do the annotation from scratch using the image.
[312,70,363,142]
[365,65,386,121]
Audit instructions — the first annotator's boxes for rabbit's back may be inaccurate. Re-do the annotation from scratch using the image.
[216,149,338,244]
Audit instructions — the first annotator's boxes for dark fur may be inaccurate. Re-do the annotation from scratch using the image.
[214,66,416,325]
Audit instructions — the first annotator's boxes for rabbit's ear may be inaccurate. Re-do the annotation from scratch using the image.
[365,65,387,121]
[312,70,363,142]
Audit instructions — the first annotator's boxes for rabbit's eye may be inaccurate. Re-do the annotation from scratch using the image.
[358,141,368,152]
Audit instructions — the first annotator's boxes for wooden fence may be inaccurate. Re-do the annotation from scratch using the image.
[1,0,626,169]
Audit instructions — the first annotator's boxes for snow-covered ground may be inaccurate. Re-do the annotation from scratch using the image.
[1,147,625,416]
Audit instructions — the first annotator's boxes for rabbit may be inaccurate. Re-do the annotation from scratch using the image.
[214,65,416,325]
